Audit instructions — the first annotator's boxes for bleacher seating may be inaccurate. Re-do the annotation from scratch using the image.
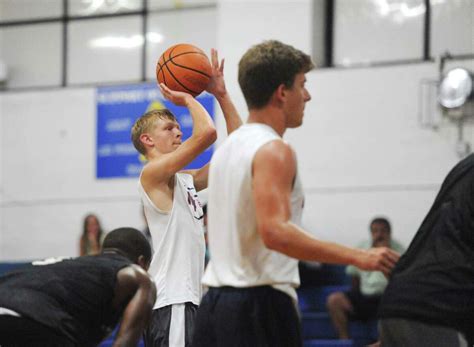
[0,262,30,276]
[98,327,145,347]
[298,264,378,347]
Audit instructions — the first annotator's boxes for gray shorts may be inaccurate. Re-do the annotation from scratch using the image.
[379,318,468,347]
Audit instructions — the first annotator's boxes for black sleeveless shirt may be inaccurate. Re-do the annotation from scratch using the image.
[379,154,474,339]
[0,253,132,346]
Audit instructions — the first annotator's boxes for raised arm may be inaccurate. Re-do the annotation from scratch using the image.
[206,48,243,134]
[112,265,157,347]
[182,49,243,191]
[252,140,400,277]
[141,85,217,186]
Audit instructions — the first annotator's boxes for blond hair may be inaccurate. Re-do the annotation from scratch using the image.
[131,109,176,155]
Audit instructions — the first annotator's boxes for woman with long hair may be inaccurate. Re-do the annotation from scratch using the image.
[79,214,104,256]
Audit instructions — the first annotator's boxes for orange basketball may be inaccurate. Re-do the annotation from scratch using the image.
[156,44,212,97]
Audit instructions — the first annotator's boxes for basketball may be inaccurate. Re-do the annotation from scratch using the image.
[156,43,212,97]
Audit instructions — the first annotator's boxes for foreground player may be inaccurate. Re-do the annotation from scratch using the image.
[131,49,241,346]
[378,154,474,346]
[193,40,400,347]
[0,227,156,347]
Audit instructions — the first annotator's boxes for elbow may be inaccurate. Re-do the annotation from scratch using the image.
[206,127,217,144]
[259,224,287,252]
[197,126,217,147]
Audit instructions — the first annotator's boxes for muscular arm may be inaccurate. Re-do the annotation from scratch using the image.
[181,49,243,191]
[112,265,157,347]
[252,141,400,276]
[141,88,217,189]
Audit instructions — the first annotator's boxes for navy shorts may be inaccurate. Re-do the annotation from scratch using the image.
[346,290,381,321]
[193,286,302,347]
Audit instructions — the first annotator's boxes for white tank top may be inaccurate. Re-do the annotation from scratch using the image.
[202,123,304,300]
[139,173,205,309]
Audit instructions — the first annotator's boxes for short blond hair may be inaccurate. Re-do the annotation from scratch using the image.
[131,109,177,155]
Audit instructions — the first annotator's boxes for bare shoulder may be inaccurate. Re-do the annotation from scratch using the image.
[113,265,156,311]
[117,265,153,288]
[140,152,181,190]
[140,159,166,185]
[254,140,296,168]
[140,160,174,196]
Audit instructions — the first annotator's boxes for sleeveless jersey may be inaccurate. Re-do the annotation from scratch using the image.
[202,123,304,300]
[0,254,132,347]
[139,172,205,309]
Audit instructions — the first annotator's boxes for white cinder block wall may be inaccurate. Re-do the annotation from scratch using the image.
[0,0,473,260]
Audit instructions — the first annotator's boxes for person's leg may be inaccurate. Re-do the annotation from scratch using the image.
[261,288,302,347]
[143,306,172,347]
[184,302,197,347]
[169,304,186,347]
[326,291,353,339]
[201,286,301,347]
[355,294,381,321]
[192,290,217,347]
[380,318,468,347]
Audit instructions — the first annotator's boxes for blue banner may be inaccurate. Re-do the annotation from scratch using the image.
[96,83,214,179]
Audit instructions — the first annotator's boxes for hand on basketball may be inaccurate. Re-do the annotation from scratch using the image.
[205,48,227,98]
[357,247,400,278]
[159,83,193,106]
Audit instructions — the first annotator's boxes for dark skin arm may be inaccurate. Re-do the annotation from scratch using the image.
[111,265,157,347]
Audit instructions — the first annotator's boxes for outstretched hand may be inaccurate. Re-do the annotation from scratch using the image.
[205,48,227,98]
[357,247,400,278]
[159,83,193,106]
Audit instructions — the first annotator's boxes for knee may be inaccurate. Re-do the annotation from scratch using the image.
[326,292,346,311]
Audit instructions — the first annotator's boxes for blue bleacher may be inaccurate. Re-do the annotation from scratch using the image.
[304,339,354,347]
[98,326,144,347]
[0,262,30,276]
[298,264,378,347]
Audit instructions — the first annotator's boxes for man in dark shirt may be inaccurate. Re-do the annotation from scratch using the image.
[0,227,157,347]
[378,154,474,346]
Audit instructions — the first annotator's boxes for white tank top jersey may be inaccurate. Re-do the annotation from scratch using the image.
[202,123,304,300]
[139,173,205,309]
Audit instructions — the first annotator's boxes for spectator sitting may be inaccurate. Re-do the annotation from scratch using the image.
[79,213,105,256]
[326,217,405,340]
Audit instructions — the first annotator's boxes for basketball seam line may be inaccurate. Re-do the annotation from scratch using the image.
[168,57,211,79]
[158,61,167,86]
[157,51,210,78]
[161,46,200,95]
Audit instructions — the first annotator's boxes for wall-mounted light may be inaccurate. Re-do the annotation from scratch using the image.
[437,66,474,157]
[438,68,473,110]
